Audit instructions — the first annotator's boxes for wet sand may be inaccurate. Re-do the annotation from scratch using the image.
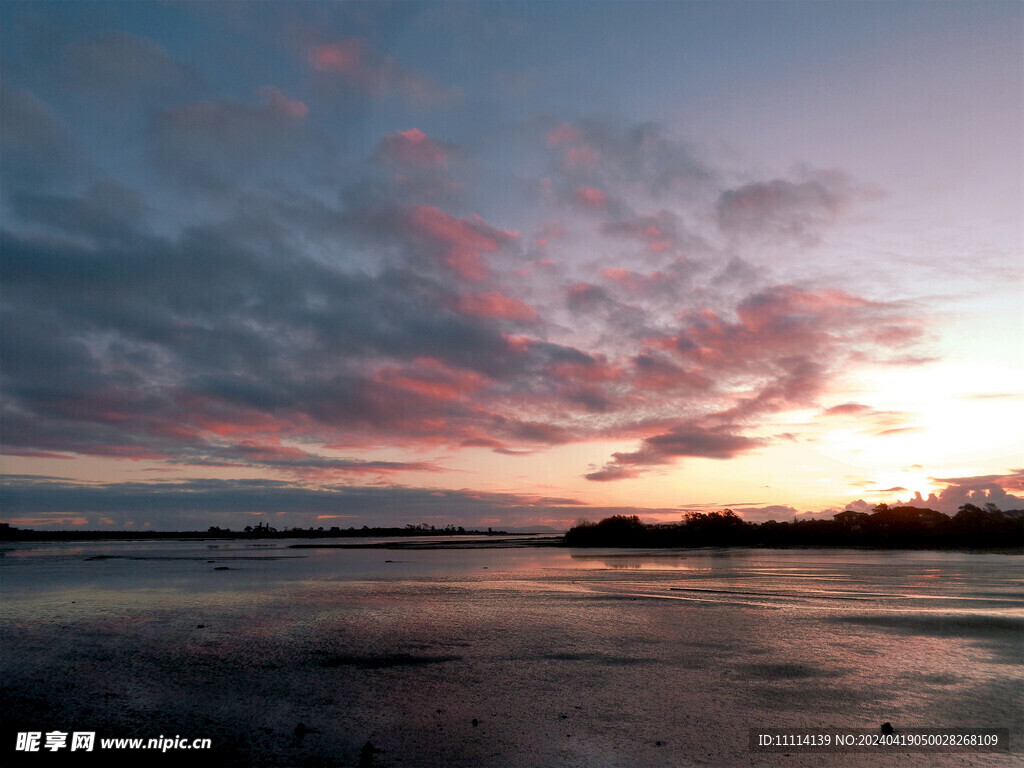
[1,543,1021,766]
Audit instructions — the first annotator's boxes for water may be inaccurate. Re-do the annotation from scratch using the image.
[2,540,1021,766]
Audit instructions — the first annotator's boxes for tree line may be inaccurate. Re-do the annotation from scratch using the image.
[562,504,1024,549]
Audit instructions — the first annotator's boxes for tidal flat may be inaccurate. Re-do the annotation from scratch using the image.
[1,541,1021,767]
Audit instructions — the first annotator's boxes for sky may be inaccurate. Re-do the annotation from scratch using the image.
[1,1,1022,531]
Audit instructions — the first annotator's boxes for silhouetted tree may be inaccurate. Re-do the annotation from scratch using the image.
[564,514,648,546]
[562,504,1022,549]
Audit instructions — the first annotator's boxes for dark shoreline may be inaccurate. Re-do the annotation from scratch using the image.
[563,507,1024,551]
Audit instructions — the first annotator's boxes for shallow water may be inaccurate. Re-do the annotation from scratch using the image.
[2,541,1021,766]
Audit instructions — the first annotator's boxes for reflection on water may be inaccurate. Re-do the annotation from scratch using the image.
[570,552,694,570]
[3,541,1022,617]
[566,548,1024,621]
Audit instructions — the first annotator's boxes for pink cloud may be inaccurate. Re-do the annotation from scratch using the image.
[309,40,365,74]
[177,394,306,439]
[374,128,451,168]
[547,354,624,385]
[735,287,868,333]
[308,38,458,107]
[460,437,509,450]
[500,419,577,445]
[658,286,888,376]
[631,354,711,392]
[406,205,518,281]
[601,216,671,243]
[585,420,766,481]
[454,291,538,322]
[538,221,566,238]
[546,123,583,146]
[232,437,310,463]
[600,214,678,252]
[632,424,766,461]
[373,358,489,403]
[600,266,671,294]
[819,403,913,436]
[79,444,169,460]
[534,221,567,248]
[562,146,600,170]
[575,186,607,208]
[874,426,924,437]
[823,402,873,416]
[544,122,604,172]
[584,465,644,482]
[870,324,924,346]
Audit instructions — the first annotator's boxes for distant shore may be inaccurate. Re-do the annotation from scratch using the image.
[0,522,549,543]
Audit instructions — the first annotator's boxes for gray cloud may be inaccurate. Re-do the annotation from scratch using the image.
[65,33,204,100]
[717,170,855,242]
[149,88,320,191]
[544,118,709,196]
[11,179,146,240]
[0,82,82,190]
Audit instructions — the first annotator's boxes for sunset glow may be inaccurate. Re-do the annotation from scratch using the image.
[1,1,1021,530]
